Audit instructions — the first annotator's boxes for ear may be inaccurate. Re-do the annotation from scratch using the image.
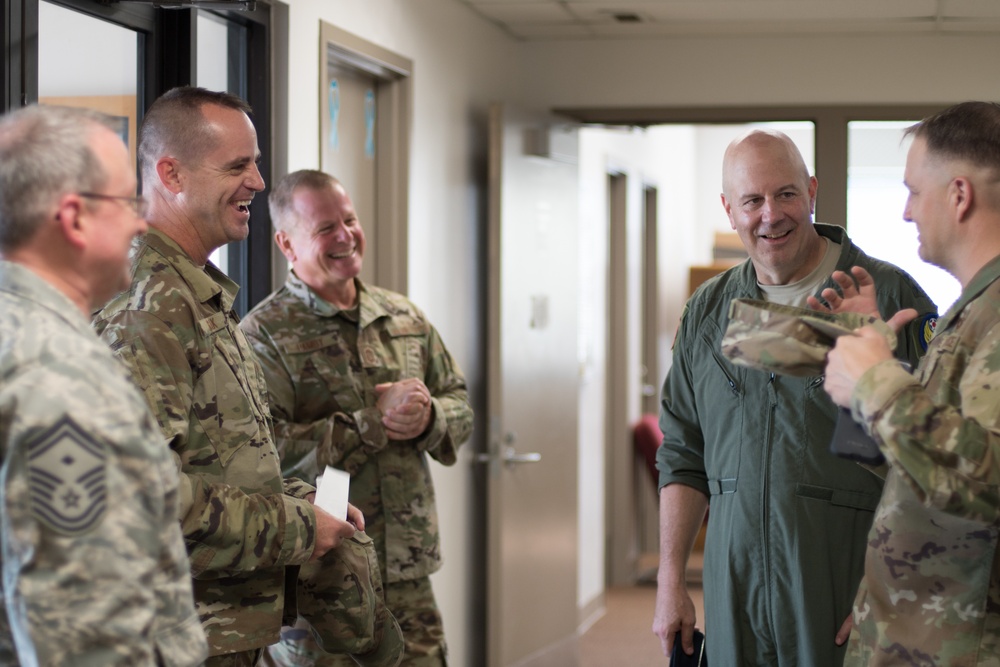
[275,230,297,263]
[155,156,184,194]
[807,176,819,214]
[950,176,974,222]
[721,193,736,230]
[54,194,87,250]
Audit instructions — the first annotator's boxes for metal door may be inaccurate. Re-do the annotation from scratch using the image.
[484,102,580,667]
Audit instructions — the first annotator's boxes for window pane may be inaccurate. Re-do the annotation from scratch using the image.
[847,121,960,313]
[198,11,248,276]
[38,1,139,172]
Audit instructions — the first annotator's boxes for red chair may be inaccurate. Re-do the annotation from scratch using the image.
[633,413,663,490]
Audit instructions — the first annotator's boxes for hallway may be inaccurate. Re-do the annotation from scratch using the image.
[580,575,705,666]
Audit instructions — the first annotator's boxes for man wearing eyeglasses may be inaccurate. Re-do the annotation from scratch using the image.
[93,87,402,667]
[0,104,207,665]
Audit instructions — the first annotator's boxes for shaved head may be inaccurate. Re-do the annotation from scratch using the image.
[723,129,810,198]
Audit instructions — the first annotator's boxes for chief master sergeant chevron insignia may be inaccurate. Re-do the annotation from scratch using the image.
[25,416,108,536]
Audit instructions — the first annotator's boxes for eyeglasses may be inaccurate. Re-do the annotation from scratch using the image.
[78,192,149,218]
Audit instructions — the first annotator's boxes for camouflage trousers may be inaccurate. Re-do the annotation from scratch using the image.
[262,576,447,667]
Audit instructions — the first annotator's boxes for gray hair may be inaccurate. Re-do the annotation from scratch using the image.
[0,104,118,251]
[268,169,343,232]
[138,86,253,183]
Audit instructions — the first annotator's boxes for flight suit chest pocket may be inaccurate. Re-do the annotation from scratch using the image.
[195,318,258,467]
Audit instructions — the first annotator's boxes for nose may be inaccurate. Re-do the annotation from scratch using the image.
[331,221,351,241]
[246,162,265,192]
[760,196,781,223]
[903,195,913,222]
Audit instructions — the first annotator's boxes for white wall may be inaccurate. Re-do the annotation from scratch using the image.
[521,33,1000,107]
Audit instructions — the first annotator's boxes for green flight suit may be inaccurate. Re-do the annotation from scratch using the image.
[657,224,937,666]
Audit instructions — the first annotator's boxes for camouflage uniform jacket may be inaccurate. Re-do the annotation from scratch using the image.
[657,224,937,666]
[0,260,207,666]
[845,253,1000,665]
[93,229,318,655]
[241,273,473,583]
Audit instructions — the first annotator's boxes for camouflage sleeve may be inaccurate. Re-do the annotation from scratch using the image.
[851,329,1000,520]
[656,306,711,495]
[243,327,382,481]
[408,325,473,466]
[99,310,316,571]
[3,365,175,665]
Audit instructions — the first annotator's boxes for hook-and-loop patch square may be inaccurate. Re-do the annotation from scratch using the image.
[25,417,108,536]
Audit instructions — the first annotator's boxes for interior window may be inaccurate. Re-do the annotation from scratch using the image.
[200,10,249,277]
[38,0,140,172]
[847,121,960,313]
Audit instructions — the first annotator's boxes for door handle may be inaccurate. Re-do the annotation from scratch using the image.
[502,446,541,466]
[474,444,542,467]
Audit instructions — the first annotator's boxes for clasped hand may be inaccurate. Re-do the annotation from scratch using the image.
[375,378,432,440]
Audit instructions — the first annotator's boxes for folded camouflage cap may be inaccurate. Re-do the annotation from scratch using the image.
[721,298,897,377]
[296,531,404,667]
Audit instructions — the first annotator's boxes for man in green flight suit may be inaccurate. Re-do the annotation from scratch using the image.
[241,170,474,666]
[824,101,1000,665]
[652,129,937,666]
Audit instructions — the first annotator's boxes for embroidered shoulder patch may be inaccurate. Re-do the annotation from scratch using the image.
[920,314,938,351]
[25,416,108,536]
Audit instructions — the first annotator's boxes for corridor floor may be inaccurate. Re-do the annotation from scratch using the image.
[579,577,705,666]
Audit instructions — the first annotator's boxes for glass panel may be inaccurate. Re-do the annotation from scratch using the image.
[38,1,139,172]
[847,121,960,313]
[198,11,249,276]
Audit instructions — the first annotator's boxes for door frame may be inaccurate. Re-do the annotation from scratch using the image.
[318,21,411,295]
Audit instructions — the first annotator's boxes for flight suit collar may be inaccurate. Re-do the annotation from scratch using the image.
[733,223,853,298]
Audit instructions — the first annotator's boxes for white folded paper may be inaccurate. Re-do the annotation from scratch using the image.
[314,466,351,522]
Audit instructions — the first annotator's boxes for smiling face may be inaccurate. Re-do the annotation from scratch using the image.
[178,104,264,252]
[276,182,366,304]
[721,133,824,285]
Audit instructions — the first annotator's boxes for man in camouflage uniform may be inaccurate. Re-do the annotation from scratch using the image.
[824,101,1000,664]
[93,88,398,666]
[240,170,474,666]
[0,104,207,665]
[652,129,937,666]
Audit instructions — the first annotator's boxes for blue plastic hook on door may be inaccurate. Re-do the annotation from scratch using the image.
[365,89,376,159]
[328,80,341,151]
